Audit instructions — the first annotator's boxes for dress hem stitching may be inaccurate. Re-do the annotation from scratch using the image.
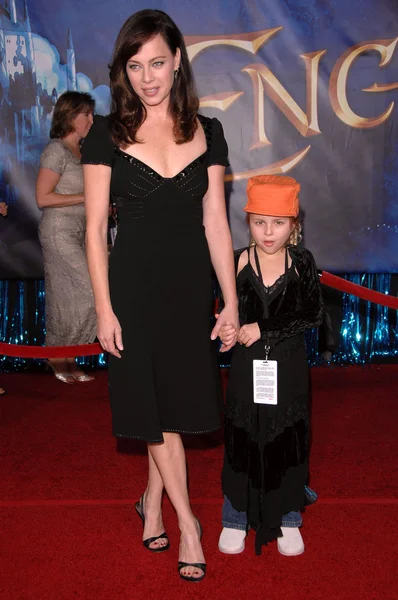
[115,424,220,442]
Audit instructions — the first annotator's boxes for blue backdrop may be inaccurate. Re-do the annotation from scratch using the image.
[0,0,397,277]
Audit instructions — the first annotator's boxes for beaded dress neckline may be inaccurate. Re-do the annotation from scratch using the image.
[113,114,212,182]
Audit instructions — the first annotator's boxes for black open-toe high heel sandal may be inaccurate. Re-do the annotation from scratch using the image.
[178,518,206,583]
[135,496,170,553]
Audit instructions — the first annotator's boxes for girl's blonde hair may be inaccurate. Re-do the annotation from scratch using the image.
[287,217,302,246]
[248,215,302,247]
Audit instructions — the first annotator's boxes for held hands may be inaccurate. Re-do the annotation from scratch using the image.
[237,323,261,347]
[211,304,239,353]
[216,318,261,349]
[215,317,237,352]
[97,310,123,358]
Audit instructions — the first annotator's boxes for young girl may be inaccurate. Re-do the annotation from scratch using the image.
[218,174,324,556]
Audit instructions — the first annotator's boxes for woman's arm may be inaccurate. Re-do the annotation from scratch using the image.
[83,164,123,357]
[36,168,84,208]
[203,165,238,350]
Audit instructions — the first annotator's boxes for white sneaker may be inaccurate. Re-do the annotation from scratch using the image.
[218,527,246,554]
[277,527,305,556]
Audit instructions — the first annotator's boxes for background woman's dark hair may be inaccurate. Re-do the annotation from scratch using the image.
[50,92,95,139]
[109,9,199,147]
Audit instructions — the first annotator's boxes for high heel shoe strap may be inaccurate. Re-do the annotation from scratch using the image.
[143,533,169,549]
[136,497,170,552]
[178,562,206,571]
[195,518,203,539]
[135,497,145,523]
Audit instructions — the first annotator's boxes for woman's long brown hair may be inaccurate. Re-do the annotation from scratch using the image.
[108,9,199,148]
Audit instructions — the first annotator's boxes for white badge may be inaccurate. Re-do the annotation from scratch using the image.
[253,359,278,405]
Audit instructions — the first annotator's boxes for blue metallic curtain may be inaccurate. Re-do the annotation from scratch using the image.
[0,280,106,370]
[1,276,397,370]
[339,274,397,362]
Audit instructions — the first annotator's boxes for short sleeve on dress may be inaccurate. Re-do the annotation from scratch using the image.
[40,140,67,174]
[208,117,230,168]
[81,115,114,167]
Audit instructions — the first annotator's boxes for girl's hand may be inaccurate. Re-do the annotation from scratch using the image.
[211,305,239,352]
[238,323,261,347]
[97,311,123,358]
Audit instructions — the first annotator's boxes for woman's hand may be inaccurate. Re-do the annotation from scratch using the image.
[211,304,239,353]
[238,323,261,347]
[97,310,123,358]
[0,202,7,217]
[216,317,237,349]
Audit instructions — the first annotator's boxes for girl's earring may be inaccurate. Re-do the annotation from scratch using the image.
[174,67,180,81]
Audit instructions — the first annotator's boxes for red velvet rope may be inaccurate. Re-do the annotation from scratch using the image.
[0,271,397,358]
[0,342,103,358]
[320,271,398,310]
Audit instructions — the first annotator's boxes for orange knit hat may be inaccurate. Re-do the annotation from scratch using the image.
[244,175,300,217]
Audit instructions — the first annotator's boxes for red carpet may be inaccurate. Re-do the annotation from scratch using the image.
[1,366,397,600]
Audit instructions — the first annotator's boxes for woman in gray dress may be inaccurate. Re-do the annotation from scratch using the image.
[36,92,96,383]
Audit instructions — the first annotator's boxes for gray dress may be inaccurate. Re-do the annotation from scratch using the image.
[38,139,96,346]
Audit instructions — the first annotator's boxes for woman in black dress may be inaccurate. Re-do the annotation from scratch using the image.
[82,10,237,582]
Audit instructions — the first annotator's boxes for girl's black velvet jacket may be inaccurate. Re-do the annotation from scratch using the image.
[232,245,324,346]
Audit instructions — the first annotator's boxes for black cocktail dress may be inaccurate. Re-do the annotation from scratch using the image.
[82,115,229,442]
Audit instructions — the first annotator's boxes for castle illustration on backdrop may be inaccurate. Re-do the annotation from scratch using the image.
[0,0,77,153]
[0,0,85,209]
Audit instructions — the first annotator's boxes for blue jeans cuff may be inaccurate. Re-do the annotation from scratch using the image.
[281,511,302,527]
[222,496,248,530]
[221,521,247,531]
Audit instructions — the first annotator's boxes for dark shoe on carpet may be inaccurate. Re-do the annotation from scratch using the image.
[178,518,206,582]
[178,561,206,583]
[135,495,169,552]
